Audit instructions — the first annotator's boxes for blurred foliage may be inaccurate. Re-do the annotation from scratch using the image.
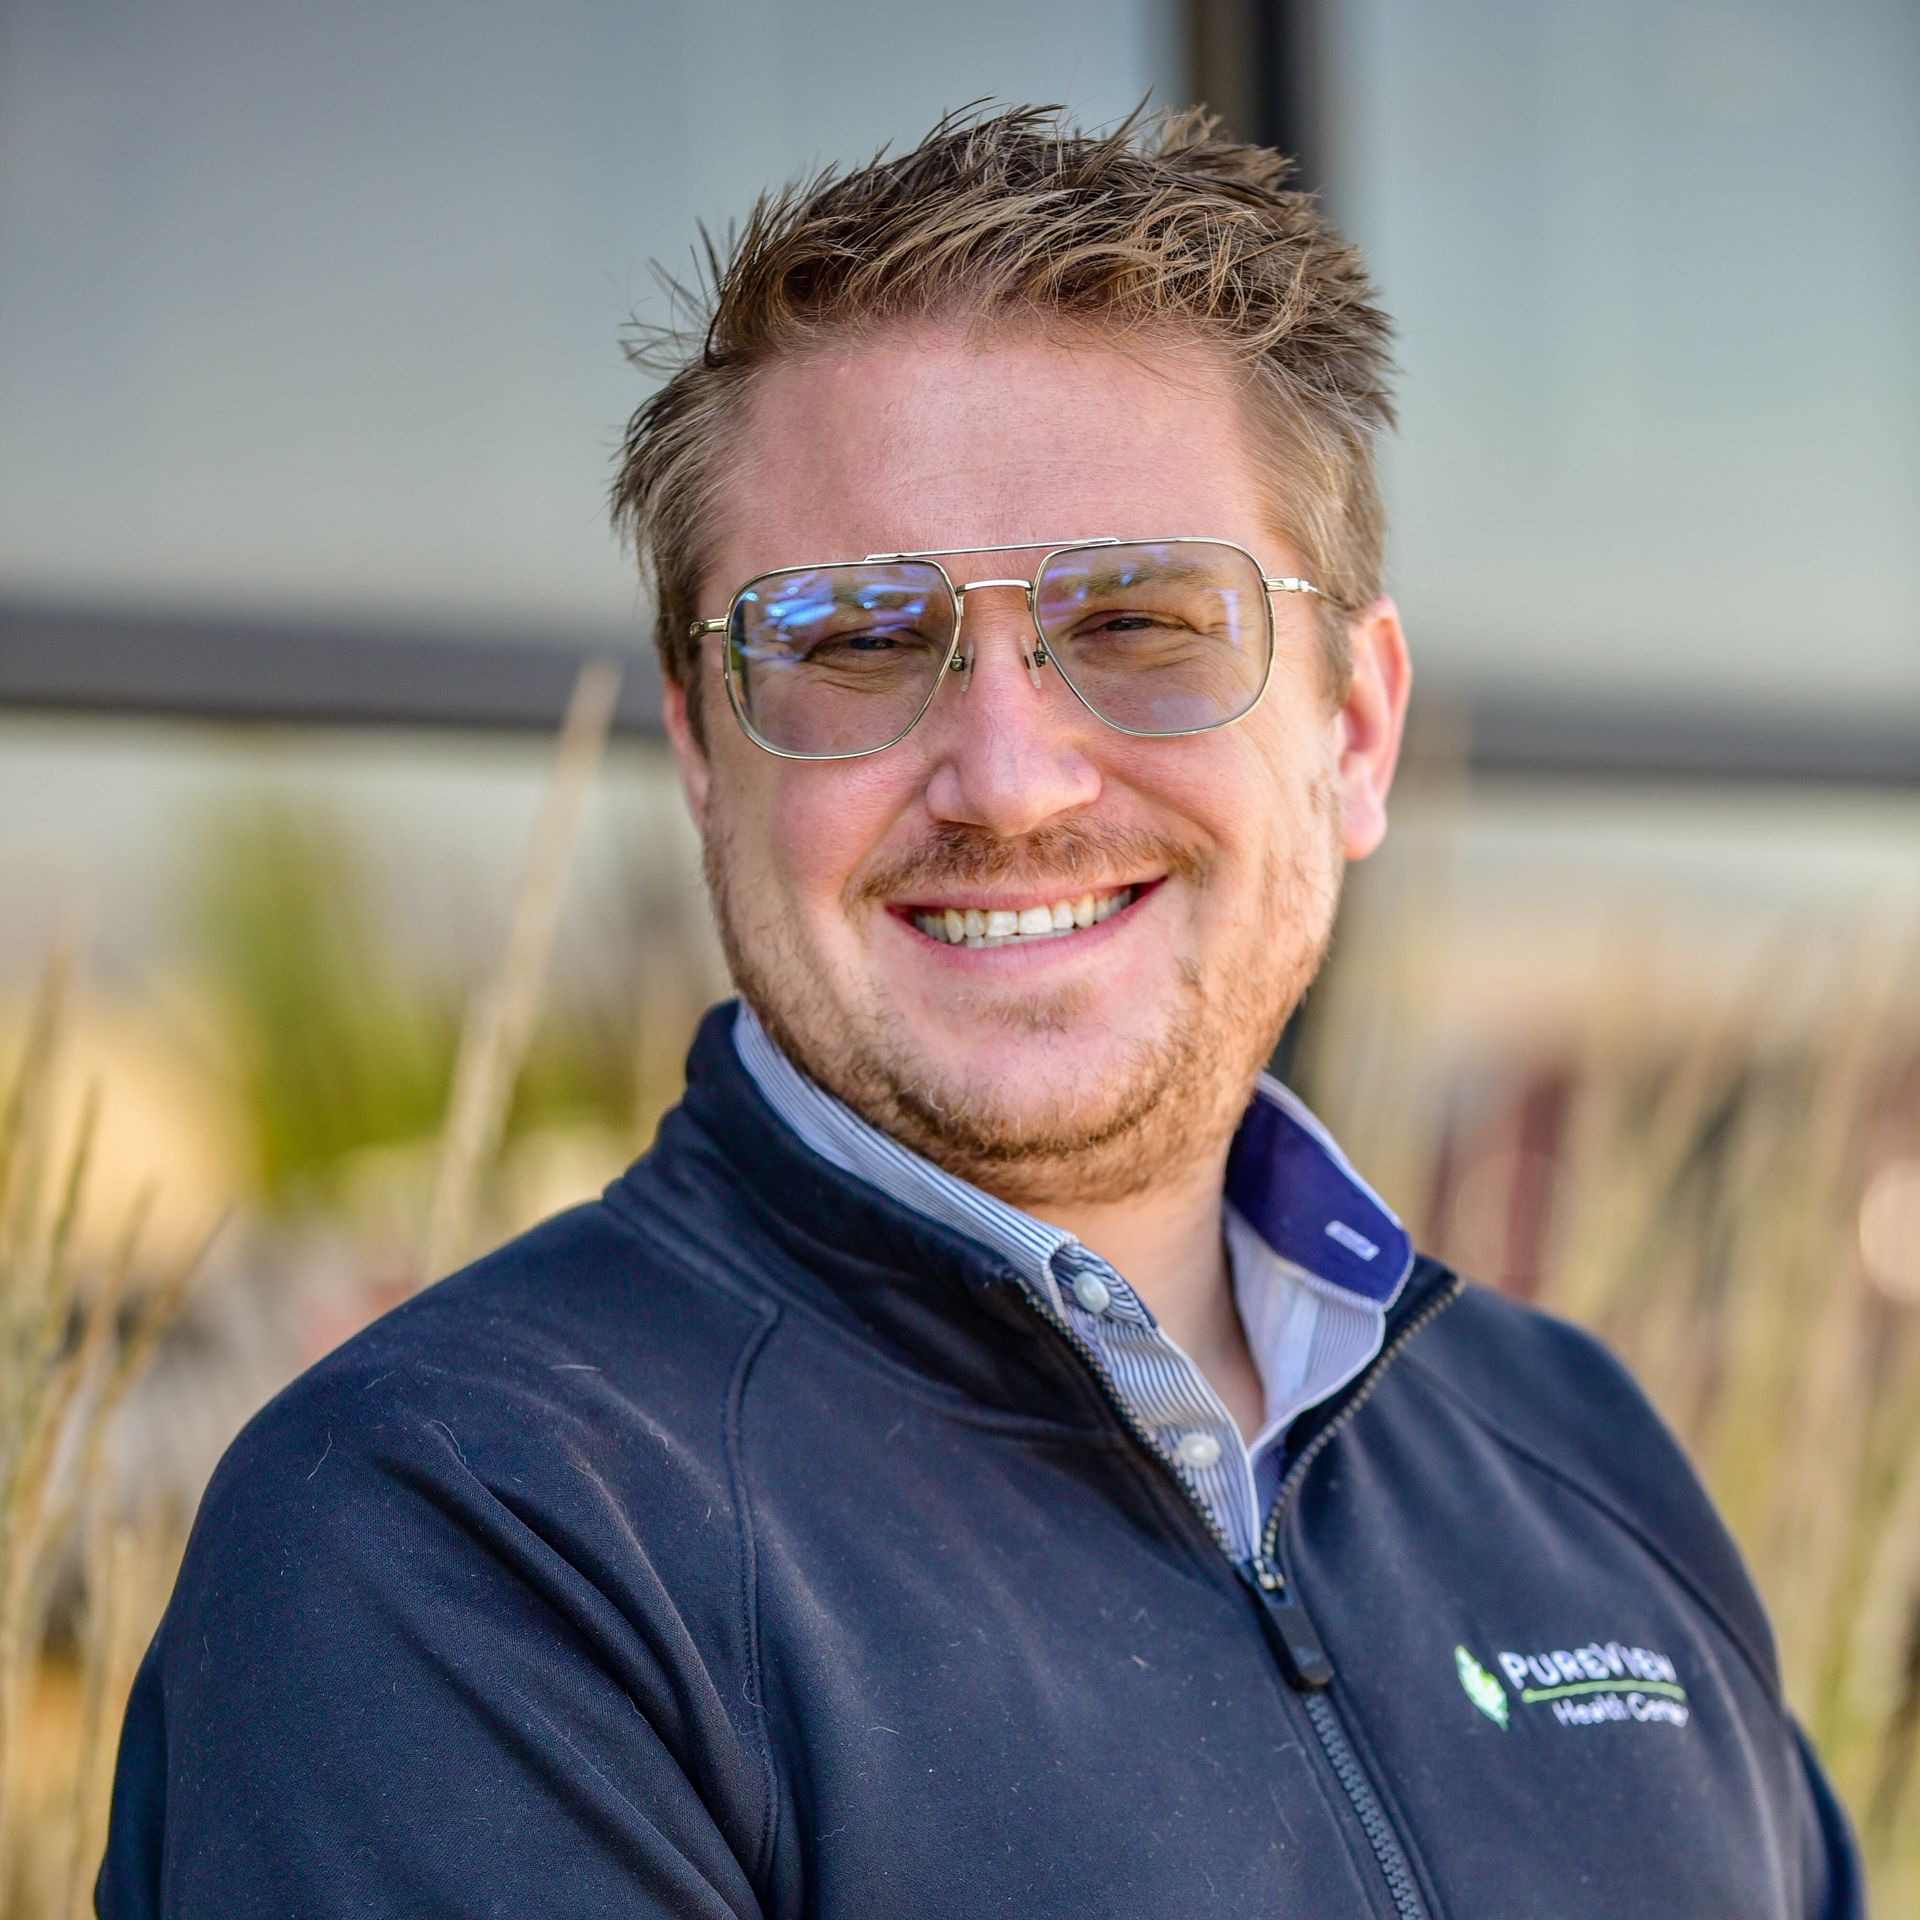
[181,787,663,1223]
[0,955,198,1919]
[185,799,459,1207]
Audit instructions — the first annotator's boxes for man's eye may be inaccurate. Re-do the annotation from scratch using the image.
[804,630,906,656]
[790,627,942,671]
[1075,611,1189,640]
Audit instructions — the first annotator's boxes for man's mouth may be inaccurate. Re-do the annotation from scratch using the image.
[905,884,1140,948]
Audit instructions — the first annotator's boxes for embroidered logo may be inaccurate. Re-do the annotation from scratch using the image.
[1454,1645,1509,1729]
[1455,1640,1691,1730]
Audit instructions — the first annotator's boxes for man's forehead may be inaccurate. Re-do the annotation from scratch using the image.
[710,328,1271,578]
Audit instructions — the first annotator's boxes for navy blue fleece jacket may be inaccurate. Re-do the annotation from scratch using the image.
[100,1005,1863,1917]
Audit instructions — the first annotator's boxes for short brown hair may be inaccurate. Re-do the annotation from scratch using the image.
[611,103,1395,731]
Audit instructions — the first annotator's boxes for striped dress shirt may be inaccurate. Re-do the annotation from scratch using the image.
[734,1003,1413,1564]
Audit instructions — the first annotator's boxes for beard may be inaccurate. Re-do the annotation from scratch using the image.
[702,794,1343,1209]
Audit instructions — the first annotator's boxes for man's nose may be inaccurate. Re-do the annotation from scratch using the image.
[917,586,1103,837]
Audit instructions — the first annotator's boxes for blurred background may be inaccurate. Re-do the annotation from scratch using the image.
[2,0,1916,1910]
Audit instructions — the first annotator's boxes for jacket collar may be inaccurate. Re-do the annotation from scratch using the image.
[618,1002,1444,1425]
[731,998,1413,1313]
[622,1004,1113,1425]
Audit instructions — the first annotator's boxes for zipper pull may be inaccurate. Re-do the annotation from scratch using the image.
[1245,1556,1334,1691]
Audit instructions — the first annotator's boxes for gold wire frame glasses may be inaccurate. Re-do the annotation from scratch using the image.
[687,534,1322,762]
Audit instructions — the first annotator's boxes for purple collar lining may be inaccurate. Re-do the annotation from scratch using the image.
[1224,1078,1413,1307]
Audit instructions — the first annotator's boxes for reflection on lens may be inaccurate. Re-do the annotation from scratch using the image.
[1034,540,1271,734]
[727,561,956,756]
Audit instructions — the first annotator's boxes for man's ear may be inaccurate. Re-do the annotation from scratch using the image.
[1334,594,1412,862]
[661,673,711,832]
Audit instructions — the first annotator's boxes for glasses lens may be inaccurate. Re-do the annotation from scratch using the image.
[727,562,956,756]
[1034,540,1272,734]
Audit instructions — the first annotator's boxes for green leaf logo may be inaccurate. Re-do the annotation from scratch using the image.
[1455,1645,1509,1730]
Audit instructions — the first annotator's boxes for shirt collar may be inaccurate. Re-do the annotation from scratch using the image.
[1225,1076,1412,1304]
[732,1002,1412,1312]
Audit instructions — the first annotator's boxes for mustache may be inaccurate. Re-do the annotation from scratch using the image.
[853,822,1207,906]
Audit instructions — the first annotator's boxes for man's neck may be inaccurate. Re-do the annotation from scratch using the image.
[1020,1158,1267,1444]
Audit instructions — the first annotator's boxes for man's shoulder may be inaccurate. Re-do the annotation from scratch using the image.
[1404,1277,1711,1504]
[1400,1275,1779,1689]
[1407,1275,1659,1426]
[177,1195,776,1623]
[117,1197,782,1910]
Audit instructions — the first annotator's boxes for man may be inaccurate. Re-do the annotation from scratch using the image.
[103,107,1861,1916]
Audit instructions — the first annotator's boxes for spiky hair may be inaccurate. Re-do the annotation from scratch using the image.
[611,103,1395,729]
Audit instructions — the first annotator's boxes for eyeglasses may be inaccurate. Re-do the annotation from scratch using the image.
[687,535,1321,760]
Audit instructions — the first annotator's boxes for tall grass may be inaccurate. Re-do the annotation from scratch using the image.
[422,661,623,1279]
[0,949,206,1917]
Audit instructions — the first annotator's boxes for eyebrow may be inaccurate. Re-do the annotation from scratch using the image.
[763,582,930,618]
[1058,559,1215,594]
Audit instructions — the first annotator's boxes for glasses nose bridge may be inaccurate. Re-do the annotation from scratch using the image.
[951,574,1035,607]
[948,576,1047,689]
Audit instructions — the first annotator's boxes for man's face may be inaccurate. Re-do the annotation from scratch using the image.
[665,324,1409,1206]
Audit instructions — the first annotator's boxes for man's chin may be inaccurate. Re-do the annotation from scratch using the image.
[856,1014,1229,1207]
[892,1062,1148,1159]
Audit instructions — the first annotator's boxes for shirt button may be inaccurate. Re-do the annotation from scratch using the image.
[1071,1271,1114,1316]
[1175,1431,1224,1471]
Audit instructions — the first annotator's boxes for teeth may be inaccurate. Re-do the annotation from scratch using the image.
[910,887,1137,946]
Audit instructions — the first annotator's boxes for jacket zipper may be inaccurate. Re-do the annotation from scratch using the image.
[1254,1273,1462,1920]
[1013,1265,1464,1920]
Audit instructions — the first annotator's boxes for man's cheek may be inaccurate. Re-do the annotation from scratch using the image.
[773,776,911,913]
[760,825,858,952]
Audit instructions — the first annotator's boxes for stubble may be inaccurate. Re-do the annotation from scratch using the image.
[704,796,1343,1209]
